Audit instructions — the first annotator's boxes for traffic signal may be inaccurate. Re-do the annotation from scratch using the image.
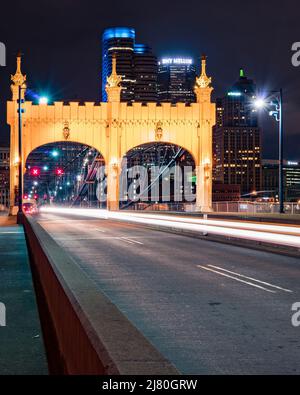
[55,168,64,176]
[30,167,40,176]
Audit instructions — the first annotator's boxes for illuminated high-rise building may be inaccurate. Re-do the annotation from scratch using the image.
[102,27,135,102]
[133,44,158,102]
[157,57,196,103]
[262,159,300,201]
[213,69,262,196]
[102,27,158,103]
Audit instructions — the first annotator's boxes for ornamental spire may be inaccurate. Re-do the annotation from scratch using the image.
[195,55,212,89]
[105,54,122,102]
[11,51,27,100]
[194,54,213,103]
[106,54,122,88]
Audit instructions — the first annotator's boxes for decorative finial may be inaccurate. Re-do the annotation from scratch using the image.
[105,53,122,102]
[106,54,122,88]
[10,51,27,100]
[11,51,26,88]
[195,54,212,89]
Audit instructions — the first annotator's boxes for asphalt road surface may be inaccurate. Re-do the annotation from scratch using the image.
[37,212,300,374]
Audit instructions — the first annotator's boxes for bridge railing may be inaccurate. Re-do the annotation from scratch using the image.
[122,201,300,214]
[212,201,300,214]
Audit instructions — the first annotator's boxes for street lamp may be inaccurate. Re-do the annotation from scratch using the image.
[17,85,26,224]
[51,150,59,158]
[39,96,49,105]
[254,89,284,213]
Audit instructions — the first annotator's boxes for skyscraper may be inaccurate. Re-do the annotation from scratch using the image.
[157,57,196,103]
[133,44,158,102]
[262,159,300,201]
[102,27,158,103]
[102,27,135,102]
[213,69,262,196]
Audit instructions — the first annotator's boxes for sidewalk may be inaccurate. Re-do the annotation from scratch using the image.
[0,216,48,374]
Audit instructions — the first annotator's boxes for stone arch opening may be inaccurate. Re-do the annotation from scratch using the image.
[120,142,196,210]
[24,141,105,208]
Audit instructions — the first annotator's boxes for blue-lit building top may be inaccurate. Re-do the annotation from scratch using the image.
[102,27,136,102]
[102,27,158,103]
[102,27,135,41]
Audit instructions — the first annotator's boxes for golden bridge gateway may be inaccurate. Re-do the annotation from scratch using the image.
[7,54,215,212]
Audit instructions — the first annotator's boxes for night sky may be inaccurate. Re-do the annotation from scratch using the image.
[0,0,299,159]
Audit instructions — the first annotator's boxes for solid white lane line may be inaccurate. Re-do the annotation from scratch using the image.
[197,265,276,293]
[208,264,293,293]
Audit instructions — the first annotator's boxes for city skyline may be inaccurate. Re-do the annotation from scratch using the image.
[0,0,299,160]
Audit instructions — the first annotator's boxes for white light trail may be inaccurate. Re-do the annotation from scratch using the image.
[39,207,300,249]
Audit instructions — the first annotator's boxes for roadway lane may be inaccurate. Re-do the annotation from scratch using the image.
[37,212,300,374]
[39,207,300,248]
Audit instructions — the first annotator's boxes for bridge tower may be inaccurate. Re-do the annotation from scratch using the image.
[7,52,215,213]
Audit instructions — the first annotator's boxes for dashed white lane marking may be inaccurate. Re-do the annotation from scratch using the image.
[119,237,144,245]
[93,228,106,233]
[208,264,293,293]
[197,265,276,293]
[118,237,135,245]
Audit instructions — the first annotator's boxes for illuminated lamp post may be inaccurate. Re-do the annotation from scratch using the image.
[254,89,284,214]
[17,85,26,224]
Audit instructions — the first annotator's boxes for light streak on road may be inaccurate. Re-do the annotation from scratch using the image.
[39,207,300,249]
[118,213,300,236]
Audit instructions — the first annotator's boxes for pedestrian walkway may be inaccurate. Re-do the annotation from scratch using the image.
[0,216,48,374]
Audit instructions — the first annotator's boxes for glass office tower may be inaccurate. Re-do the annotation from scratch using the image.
[102,27,158,103]
[157,57,196,103]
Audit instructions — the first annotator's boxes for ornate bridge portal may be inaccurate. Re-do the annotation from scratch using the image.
[7,54,215,211]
